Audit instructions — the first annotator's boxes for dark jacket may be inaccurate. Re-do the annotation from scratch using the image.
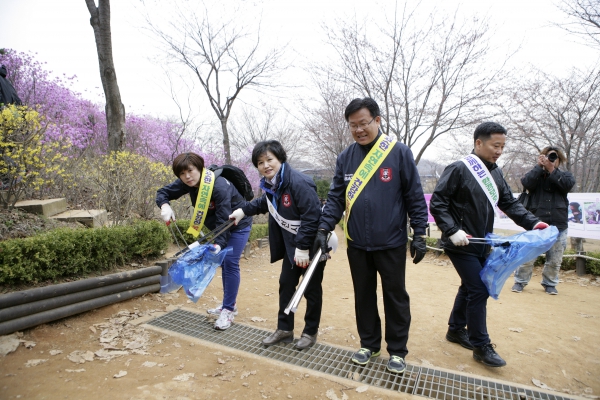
[319,133,429,251]
[155,176,252,248]
[0,65,22,106]
[430,155,540,257]
[242,163,321,266]
[521,165,575,231]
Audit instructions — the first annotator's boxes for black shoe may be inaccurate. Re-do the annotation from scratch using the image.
[446,328,474,350]
[262,329,293,346]
[473,343,506,367]
[295,333,317,350]
[351,348,381,365]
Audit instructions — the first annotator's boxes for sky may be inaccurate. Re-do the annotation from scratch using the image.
[1,0,597,159]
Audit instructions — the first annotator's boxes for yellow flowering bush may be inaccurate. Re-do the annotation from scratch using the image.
[78,151,172,225]
[0,105,70,209]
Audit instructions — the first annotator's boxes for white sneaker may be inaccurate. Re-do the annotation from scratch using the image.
[207,303,238,316]
[214,308,235,330]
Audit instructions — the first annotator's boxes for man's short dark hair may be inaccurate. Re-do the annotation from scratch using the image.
[251,140,287,167]
[172,152,205,177]
[344,97,381,121]
[473,122,507,143]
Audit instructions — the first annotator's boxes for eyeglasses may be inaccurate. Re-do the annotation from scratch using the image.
[348,117,375,132]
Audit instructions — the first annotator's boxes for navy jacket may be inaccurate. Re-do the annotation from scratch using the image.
[242,163,321,266]
[156,176,252,248]
[319,133,429,251]
[430,155,540,257]
[521,165,575,231]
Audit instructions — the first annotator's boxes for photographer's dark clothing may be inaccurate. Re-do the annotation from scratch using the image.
[521,165,575,231]
[430,155,539,257]
[156,176,252,249]
[0,65,22,106]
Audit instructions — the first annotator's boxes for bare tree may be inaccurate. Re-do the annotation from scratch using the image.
[556,0,600,50]
[147,3,285,164]
[85,0,126,152]
[501,67,600,192]
[298,78,355,173]
[229,103,303,164]
[321,4,508,164]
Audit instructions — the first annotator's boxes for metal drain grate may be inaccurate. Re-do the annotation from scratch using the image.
[147,309,573,400]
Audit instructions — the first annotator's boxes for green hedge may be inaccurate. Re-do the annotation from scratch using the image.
[534,249,600,276]
[169,220,268,244]
[0,220,170,284]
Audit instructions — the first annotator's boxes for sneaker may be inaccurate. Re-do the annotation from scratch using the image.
[446,328,474,350]
[473,343,506,367]
[387,355,406,374]
[295,333,317,350]
[511,283,525,293]
[207,303,238,316]
[542,285,558,295]
[214,308,235,330]
[351,348,381,365]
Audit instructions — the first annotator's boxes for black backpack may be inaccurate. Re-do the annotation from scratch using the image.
[208,164,255,201]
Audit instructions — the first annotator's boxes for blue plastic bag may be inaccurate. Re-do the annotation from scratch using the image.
[480,226,559,300]
[168,244,231,303]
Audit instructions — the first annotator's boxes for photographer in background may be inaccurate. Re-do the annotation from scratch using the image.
[512,147,575,295]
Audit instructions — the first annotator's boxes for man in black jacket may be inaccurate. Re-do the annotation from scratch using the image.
[430,122,548,367]
[512,147,575,295]
[314,98,429,374]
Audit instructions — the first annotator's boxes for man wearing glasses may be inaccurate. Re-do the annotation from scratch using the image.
[512,147,575,295]
[314,97,428,374]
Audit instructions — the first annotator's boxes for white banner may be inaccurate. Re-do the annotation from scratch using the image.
[493,193,600,240]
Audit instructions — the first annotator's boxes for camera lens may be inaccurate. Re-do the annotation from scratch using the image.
[547,153,558,162]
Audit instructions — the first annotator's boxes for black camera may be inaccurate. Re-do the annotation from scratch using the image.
[547,152,558,162]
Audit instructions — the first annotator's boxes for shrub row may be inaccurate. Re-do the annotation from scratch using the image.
[0,220,170,284]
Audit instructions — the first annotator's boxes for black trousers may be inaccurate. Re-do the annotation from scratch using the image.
[446,251,490,347]
[347,245,410,357]
[277,255,326,335]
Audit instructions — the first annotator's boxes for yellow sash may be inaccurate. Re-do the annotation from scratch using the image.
[187,169,215,238]
[344,134,397,240]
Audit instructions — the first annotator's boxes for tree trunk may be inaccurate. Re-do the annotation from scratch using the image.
[85,0,126,152]
[221,118,231,164]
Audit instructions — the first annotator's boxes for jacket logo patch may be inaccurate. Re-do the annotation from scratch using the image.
[282,194,292,208]
[208,201,215,210]
[380,167,392,182]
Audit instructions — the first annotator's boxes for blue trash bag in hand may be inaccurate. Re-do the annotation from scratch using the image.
[480,226,559,300]
[168,244,232,303]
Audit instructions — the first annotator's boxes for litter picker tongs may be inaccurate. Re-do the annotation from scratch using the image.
[284,232,331,315]
[466,236,513,247]
[170,220,235,258]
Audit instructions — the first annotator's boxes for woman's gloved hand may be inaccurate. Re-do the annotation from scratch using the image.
[294,248,310,268]
[161,204,175,224]
[449,230,469,246]
[229,208,245,225]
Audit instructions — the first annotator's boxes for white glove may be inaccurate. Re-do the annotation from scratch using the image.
[160,204,175,224]
[229,208,245,225]
[294,248,310,268]
[449,230,469,246]
[209,244,221,254]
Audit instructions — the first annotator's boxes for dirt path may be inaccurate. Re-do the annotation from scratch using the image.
[1,226,599,399]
